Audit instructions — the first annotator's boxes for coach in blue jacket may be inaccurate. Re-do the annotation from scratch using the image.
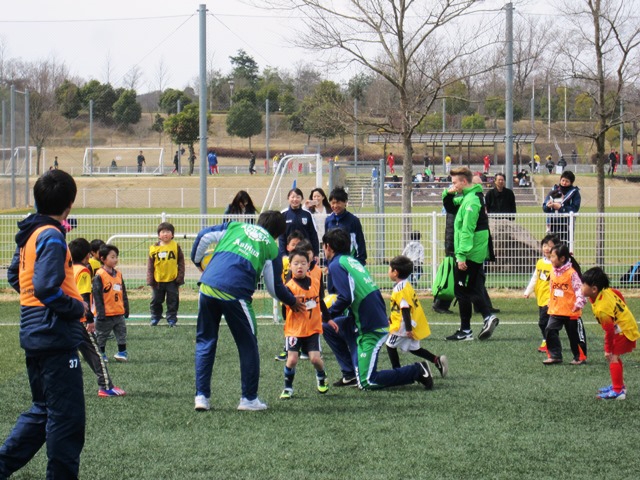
[325,186,367,265]
[278,188,319,258]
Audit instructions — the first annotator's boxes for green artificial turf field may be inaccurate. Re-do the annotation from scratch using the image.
[1,297,639,479]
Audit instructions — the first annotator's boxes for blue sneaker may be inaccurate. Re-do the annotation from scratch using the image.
[168,320,177,327]
[597,388,626,400]
[101,353,109,363]
[597,385,626,395]
[150,319,159,326]
[113,351,128,362]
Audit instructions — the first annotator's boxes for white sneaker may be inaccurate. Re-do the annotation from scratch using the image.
[237,397,268,411]
[194,394,210,411]
[478,315,499,341]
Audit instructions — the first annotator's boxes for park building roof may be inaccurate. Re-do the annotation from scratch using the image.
[367,131,538,147]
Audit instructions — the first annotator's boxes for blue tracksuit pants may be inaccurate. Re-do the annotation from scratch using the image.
[195,294,260,401]
[0,350,85,480]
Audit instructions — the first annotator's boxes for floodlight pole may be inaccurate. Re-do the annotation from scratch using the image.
[265,98,270,166]
[199,4,208,218]
[89,100,94,175]
[24,89,29,206]
[10,85,16,208]
[504,2,514,189]
[354,98,358,169]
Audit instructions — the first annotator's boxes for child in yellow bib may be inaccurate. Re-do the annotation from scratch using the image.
[386,255,448,378]
[147,222,185,327]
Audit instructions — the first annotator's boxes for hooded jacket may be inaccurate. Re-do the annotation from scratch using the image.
[7,213,85,355]
[442,183,490,264]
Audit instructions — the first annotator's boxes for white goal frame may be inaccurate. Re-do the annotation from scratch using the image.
[0,147,42,176]
[82,147,165,175]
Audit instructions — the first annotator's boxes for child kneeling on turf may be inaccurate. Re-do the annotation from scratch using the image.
[280,248,338,399]
[582,267,640,400]
[387,255,448,377]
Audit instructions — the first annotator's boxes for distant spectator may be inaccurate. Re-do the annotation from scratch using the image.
[545,155,554,174]
[626,152,633,173]
[304,187,331,247]
[137,150,146,173]
[557,156,567,172]
[484,173,516,220]
[208,149,218,175]
[483,154,490,174]
[53,156,59,170]
[249,150,256,175]
[387,152,395,174]
[542,170,581,245]
[189,152,196,176]
[223,190,258,224]
[571,150,578,165]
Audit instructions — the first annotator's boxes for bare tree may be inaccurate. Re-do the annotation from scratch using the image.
[557,0,640,263]
[123,65,143,91]
[263,0,497,215]
[155,57,171,95]
[23,57,69,171]
[103,51,114,85]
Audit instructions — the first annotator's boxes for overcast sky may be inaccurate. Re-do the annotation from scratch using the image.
[0,0,554,93]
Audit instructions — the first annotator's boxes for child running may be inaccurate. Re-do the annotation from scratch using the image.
[386,255,448,377]
[582,267,640,400]
[523,234,559,354]
[543,243,587,365]
[147,222,185,327]
[69,238,125,397]
[280,248,337,399]
[92,244,130,362]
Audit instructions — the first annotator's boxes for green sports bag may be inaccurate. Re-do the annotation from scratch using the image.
[432,256,455,301]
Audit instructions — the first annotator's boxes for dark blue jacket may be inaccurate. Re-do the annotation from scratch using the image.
[278,207,319,257]
[325,210,367,265]
[7,214,85,355]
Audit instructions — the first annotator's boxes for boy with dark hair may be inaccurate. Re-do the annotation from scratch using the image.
[191,211,306,412]
[1,170,87,479]
[93,244,130,362]
[69,238,126,397]
[387,255,448,377]
[89,238,105,276]
[325,186,367,265]
[582,267,640,400]
[322,229,434,390]
[148,222,185,327]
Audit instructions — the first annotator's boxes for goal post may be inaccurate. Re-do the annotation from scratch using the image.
[261,154,324,212]
[82,147,165,175]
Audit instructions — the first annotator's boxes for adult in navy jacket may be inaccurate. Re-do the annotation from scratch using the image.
[278,188,319,258]
[324,186,367,265]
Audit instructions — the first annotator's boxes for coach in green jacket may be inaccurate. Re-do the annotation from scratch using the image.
[442,167,499,342]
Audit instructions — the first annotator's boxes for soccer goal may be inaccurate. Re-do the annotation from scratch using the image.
[0,147,42,176]
[261,154,324,212]
[82,147,165,175]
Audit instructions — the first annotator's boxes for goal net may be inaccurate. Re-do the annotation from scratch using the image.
[82,147,165,175]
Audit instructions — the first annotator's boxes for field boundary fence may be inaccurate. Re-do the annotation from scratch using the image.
[1,212,639,295]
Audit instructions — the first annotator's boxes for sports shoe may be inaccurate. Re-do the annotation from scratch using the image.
[317,376,329,394]
[113,351,128,362]
[542,357,562,365]
[98,387,126,397]
[150,319,159,326]
[478,315,499,340]
[274,351,287,361]
[489,307,501,314]
[598,385,626,395]
[415,362,434,390]
[570,359,587,365]
[597,388,626,400]
[279,388,293,399]
[101,353,109,363]
[237,397,268,411]
[333,377,358,387]
[434,355,448,378]
[300,352,309,360]
[168,320,177,328]
[445,330,473,341]
[194,394,210,411]
[537,340,548,353]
